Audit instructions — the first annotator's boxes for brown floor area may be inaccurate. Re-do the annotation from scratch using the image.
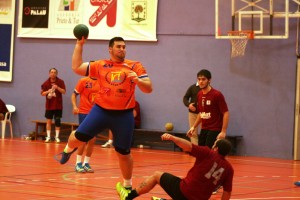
[0,139,300,199]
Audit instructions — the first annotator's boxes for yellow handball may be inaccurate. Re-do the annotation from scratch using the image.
[165,122,174,131]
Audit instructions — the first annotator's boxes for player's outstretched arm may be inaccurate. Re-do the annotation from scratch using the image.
[161,133,192,152]
[72,38,89,76]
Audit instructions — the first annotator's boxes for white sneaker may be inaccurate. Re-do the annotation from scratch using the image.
[101,141,113,148]
[45,137,51,143]
[55,137,60,143]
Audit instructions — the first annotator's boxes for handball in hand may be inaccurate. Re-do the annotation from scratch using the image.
[73,24,89,40]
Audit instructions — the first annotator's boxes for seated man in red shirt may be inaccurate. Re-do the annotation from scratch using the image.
[0,98,8,120]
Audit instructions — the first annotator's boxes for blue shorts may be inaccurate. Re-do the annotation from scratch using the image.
[76,104,134,150]
[78,113,87,124]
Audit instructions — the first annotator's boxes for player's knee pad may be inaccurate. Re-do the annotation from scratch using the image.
[55,118,61,127]
[115,146,131,155]
[74,131,93,142]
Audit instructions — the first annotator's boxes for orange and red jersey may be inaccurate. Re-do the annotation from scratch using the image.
[89,59,148,110]
[74,77,100,114]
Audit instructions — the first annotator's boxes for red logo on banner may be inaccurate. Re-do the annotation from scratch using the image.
[89,0,117,27]
[24,7,31,15]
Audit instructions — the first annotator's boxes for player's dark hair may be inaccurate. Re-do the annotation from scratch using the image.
[109,37,125,47]
[198,69,211,80]
[216,139,232,156]
[49,68,58,73]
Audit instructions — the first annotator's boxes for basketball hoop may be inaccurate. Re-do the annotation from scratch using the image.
[228,30,254,58]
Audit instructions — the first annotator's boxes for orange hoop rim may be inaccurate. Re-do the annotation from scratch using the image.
[228,30,254,39]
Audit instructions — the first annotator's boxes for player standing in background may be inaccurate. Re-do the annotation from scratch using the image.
[71,76,99,173]
[41,68,66,143]
[187,69,229,148]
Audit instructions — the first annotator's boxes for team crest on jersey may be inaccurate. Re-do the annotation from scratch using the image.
[105,71,126,86]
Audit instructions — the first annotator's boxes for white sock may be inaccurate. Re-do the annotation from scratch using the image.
[47,130,51,138]
[108,139,113,144]
[76,155,82,163]
[55,130,59,138]
[83,156,90,165]
[123,179,132,187]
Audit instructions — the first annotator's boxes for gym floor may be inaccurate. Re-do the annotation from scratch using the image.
[1,139,300,199]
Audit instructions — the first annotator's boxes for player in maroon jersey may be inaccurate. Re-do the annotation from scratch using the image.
[116,134,234,200]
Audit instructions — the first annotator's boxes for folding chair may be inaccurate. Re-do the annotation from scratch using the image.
[1,104,16,139]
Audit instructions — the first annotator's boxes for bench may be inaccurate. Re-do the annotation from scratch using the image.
[31,120,79,140]
[30,121,243,154]
[132,129,188,151]
[225,135,243,155]
[133,129,243,154]
[31,120,110,143]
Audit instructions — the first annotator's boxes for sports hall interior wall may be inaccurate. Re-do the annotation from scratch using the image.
[0,0,297,159]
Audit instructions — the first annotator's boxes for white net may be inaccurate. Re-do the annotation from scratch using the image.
[228,31,253,58]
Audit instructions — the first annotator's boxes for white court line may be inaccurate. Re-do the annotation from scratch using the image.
[228,157,299,166]
[15,179,25,183]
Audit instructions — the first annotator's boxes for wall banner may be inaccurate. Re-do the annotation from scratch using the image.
[18,0,158,41]
[0,0,16,82]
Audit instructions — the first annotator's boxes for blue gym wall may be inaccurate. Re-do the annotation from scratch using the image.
[0,0,297,159]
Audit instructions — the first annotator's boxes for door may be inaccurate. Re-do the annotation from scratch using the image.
[294,58,300,160]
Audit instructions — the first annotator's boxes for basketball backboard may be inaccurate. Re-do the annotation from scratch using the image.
[215,0,300,39]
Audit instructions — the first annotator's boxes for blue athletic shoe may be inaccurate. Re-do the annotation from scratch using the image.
[75,162,85,173]
[57,148,78,164]
[295,181,300,186]
[83,163,94,173]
